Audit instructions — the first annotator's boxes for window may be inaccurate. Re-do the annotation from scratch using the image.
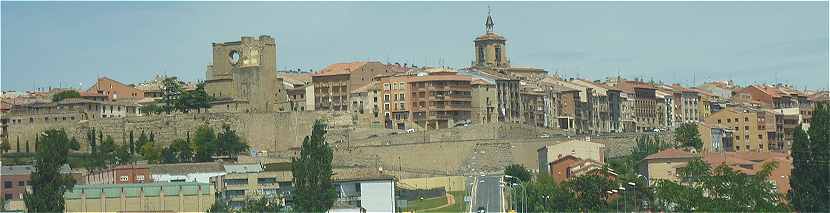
[384,94,390,102]
[136,175,145,182]
[760,144,764,150]
[4,194,11,200]
[120,176,129,182]
[727,118,731,123]
[746,145,750,150]
[495,46,502,63]
[477,47,484,63]
[745,126,749,130]
[736,146,740,151]
[18,181,24,186]
[3,181,11,188]
[717,119,721,124]
[758,134,763,139]
[736,136,740,141]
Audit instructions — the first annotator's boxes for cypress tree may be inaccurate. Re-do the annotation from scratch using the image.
[808,104,829,210]
[26,140,30,153]
[292,120,336,212]
[789,126,814,210]
[16,136,20,153]
[24,129,79,212]
[129,130,135,154]
[790,103,830,211]
[150,132,155,142]
[35,134,39,151]
[90,128,97,154]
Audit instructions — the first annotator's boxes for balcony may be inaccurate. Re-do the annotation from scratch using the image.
[337,192,362,202]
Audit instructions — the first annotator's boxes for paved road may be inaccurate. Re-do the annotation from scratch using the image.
[469,175,504,213]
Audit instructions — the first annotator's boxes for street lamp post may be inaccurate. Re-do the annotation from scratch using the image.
[628,182,637,212]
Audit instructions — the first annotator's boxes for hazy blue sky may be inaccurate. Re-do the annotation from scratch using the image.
[2,1,828,91]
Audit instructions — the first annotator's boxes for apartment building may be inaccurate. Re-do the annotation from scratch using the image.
[698,107,777,152]
[87,77,145,101]
[332,170,397,212]
[312,62,403,112]
[212,163,292,208]
[470,79,497,124]
[379,70,474,130]
[1,164,80,209]
[520,86,548,128]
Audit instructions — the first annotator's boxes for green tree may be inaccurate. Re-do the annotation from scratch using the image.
[207,198,229,213]
[790,103,830,211]
[161,147,178,164]
[51,90,81,102]
[564,175,614,211]
[141,142,163,164]
[193,125,218,162]
[515,173,578,212]
[128,130,135,154]
[161,77,184,113]
[654,160,787,212]
[0,141,10,153]
[140,104,163,115]
[136,131,149,155]
[504,164,532,183]
[239,196,283,212]
[218,124,249,157]
[23,129,79,212]
[292,120,336,212]
[806,103,829,211]
[678,158,710,183]
[16,136,20,153]
[674,123,703,150]
[99,135,117,164]
[88,128,97,154]
[113,143,132,165]
[170,138,193,163]
[25,140,30,153]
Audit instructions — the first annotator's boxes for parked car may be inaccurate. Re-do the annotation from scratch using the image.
[406,128,416,133]
[539,133,551,138]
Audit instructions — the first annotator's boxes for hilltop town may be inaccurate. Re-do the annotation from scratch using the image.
[1,11,828,213]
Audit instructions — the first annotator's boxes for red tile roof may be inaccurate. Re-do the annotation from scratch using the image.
[312,61,372,77]
[644,149,697,160]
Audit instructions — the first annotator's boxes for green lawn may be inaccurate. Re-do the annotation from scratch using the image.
[424,191,466,212]
[405,194,449,212]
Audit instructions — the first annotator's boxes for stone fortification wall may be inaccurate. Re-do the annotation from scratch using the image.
[3,112,321,154]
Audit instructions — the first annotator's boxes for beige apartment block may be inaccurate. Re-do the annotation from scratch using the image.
[698,107,776,152]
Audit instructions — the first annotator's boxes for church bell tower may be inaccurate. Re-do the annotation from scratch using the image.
[473,8,509,69]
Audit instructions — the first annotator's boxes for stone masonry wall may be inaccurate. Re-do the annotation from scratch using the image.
[3,111,321,154]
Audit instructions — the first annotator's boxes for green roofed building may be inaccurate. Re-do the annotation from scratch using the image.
[63,181,215,212]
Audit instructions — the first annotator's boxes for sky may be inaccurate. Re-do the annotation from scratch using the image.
[2,1,828,91]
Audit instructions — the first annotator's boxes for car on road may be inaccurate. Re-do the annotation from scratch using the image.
[477,207,486,213]
[539,133,551,138]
